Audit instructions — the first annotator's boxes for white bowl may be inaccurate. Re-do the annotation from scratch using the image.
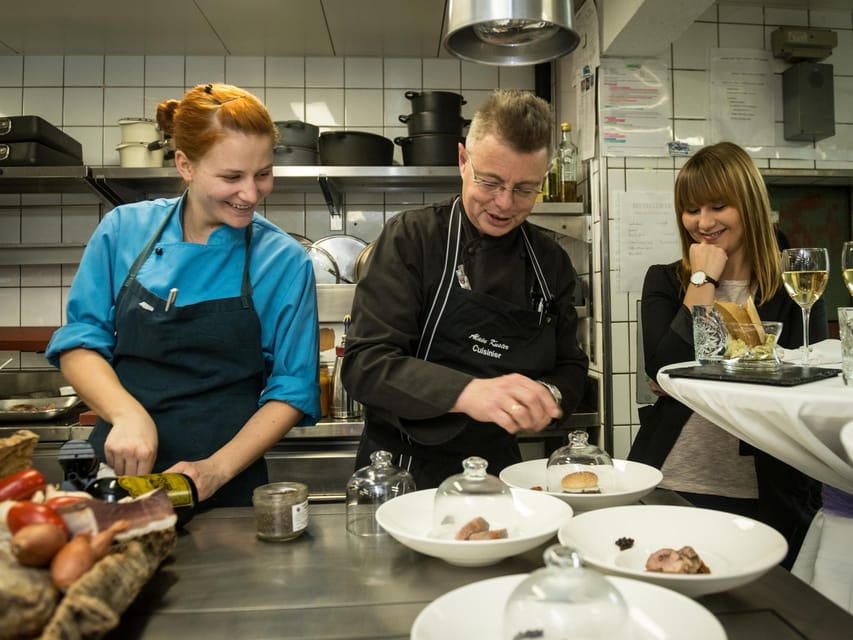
[411,573,726,640]
[499,458,663,511]
[558,504,787,597]
[375,488,573,567]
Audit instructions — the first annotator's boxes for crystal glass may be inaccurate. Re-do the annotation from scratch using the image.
[503,544,630,640]
[781,248,829,365]
[431,456,517,540]
[346,450,416,536]
[843,241,853,298]
[546,430,614,493]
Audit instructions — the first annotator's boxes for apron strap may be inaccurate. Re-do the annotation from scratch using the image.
[240,223,254,308]
[122,194,184,288]
[416,196,462,360]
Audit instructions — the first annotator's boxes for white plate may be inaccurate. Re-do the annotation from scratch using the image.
[375,488,573,567]
[499,458,663,511]
[558,505,787,597]
[411,573,727,640]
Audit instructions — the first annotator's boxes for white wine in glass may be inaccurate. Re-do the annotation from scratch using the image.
[781,248,829,365]
[843,241,853,297]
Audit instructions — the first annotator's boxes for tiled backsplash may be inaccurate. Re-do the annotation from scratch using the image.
[0,56,536,341]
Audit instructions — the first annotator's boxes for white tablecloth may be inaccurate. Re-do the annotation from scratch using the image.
[657,349,853,612]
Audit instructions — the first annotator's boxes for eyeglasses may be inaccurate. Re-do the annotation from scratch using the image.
[468,156,543,201]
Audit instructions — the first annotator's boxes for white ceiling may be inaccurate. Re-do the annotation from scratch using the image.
[0,1,849,58]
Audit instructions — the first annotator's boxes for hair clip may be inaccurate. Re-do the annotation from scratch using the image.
[204,83,213,94]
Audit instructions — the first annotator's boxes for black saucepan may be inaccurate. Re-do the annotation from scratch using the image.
[399,112,471,136]
[394,134,464,166]
[319,131,394,166]
[404,91,466,114]
[274,144,319,165]
[275,120,319,149]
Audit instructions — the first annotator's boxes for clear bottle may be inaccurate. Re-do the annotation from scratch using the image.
[346,450,416,536]
[332,314,362,419]
[557,122,578,203]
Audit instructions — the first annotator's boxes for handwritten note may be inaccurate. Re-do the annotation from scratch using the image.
[614,191,681,292]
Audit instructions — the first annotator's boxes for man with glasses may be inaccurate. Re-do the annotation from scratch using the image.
[342,89,589,488]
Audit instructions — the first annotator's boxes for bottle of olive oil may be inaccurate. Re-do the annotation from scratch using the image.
[86,473,198,527]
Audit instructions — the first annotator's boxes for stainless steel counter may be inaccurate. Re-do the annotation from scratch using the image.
[106,489,852,640]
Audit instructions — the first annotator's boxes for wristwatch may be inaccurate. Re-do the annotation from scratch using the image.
[690,271,719,288]
[537,380,563,406]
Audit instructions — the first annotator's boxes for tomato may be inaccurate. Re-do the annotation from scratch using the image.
[45,495,86,509]
[0,469,46,502]
[6,501,68,535]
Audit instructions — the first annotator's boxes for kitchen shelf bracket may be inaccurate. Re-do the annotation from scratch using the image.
[317,175,343,231]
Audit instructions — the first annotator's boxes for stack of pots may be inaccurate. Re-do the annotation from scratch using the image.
[116,118,168,168]
[274,121,320,165]
[395,91,468,166]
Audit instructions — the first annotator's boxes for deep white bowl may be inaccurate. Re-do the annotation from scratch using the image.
[375,488,573,567]
[411,573,726,640]
[499,458,663,511]
[558,504,787,597]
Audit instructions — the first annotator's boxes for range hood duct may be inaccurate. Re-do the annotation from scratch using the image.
[443,0,580,66]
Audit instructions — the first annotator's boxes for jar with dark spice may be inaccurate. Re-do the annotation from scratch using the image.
[252,482,309,541]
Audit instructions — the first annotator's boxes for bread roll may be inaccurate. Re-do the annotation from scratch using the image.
[561,471,600,494]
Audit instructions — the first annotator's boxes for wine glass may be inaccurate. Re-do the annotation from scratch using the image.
[843,241,853,298]
[781,248,829,365]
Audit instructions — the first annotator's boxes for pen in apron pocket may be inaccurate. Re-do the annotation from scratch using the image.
[164,288,179,312]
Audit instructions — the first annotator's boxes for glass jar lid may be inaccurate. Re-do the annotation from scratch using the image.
[503,544,629,639]
[346,450,416,503]
[431,456,517,539]
[546,430,613,493]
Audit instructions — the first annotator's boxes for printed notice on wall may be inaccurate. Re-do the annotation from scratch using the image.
[614,191,681,292]
[599,58,672,157]
[709,48,774,146]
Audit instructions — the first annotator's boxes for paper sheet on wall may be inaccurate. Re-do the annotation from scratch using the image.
[708,48,774,146]
[599,58,672,157]
[571,0,600,161]
[614,191,681,292]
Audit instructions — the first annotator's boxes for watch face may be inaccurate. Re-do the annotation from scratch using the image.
[691,271,706,285]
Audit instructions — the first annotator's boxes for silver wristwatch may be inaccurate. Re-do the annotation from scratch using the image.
[537,380,563,406]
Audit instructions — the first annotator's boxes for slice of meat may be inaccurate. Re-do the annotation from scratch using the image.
[646,546,711,574]
[468,528,508,540]
[55,489,177,541]
[454,516,489,540]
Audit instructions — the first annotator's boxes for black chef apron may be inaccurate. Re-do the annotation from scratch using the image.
[357,197,558,488]
[89,195,267,508]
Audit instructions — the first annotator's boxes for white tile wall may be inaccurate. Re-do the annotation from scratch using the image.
[577,2,853,453]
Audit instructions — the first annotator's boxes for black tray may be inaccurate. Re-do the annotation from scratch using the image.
[0,115,83,159]
[666,363,841,387]
[0,141,83,166]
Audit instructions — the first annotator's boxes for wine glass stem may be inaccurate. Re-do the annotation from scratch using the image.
[801,306,811,365]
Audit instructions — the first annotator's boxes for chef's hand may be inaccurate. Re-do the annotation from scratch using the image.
[163,459,225,502]
[452,373,563,435]
[103,407,158,476]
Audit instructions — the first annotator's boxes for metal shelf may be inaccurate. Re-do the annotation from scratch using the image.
[0,165,90,195]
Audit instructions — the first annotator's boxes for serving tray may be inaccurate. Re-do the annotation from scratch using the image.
[0,396,81,422]
[666,364,841,387]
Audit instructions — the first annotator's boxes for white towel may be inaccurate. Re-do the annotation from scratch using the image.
[792,510,853,613]
[781,339,842,365]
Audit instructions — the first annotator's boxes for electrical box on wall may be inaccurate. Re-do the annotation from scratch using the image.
[782,62,835,142]
[771,26,837,62]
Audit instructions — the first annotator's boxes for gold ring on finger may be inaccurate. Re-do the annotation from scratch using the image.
[510,403,521,414]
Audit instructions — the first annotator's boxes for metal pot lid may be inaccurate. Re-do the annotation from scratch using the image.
[313,234,367,285]
[354,242,375,282]
[307,244,340,284]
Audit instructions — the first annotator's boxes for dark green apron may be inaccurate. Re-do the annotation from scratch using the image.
[90,196,267,508]
[357,197,558,488]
